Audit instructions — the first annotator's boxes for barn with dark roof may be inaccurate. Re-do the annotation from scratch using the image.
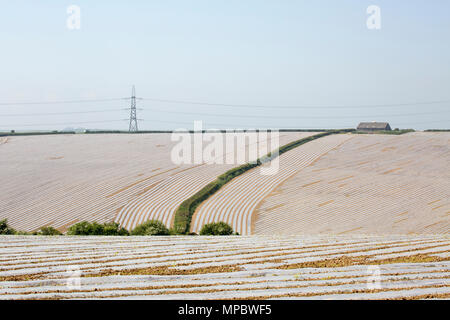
[357,122,391,132]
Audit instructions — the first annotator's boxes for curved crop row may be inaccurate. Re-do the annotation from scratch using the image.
[173,131,343,234]
[0,134,182,231]
[190,134,353,235]
[254,132,450,235]
[115,132,318,232]
[0,132,313,232]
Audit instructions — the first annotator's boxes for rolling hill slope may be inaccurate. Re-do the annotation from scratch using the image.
[254,132,450,235]
[191,134,353,235]
[0,132,314,232]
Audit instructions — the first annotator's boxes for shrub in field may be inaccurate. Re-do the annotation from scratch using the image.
[199,222,234,236]
[102,222,129,236]
[14,231,32,235]
[131,220,170,236]
[0,219,17,235]
[67,221,95,235]
[89,222,106,235]
[34,226,63,236]
[67,221,129,236]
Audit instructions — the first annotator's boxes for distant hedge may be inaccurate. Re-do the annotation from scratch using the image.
[0,128,356,137]
[0,219,177,237]
[0,131,75,137]
[67,221,129,236]
[353,129,415,135]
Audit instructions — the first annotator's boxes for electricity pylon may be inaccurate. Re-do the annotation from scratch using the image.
[128,85,138,132]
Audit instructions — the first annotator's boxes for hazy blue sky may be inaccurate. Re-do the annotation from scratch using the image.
[0,0,449,131]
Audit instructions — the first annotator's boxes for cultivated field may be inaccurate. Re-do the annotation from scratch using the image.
[1,132,449,300]
[0,235,448,300]
[191,134,352,235]
[192,132,449,235]
[0,132,313,232]
[254,132,450,235]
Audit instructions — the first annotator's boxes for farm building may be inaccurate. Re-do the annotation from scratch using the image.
[357,122,391,132]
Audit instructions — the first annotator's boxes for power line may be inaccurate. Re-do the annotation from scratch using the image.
[140,98,450,110]
[0,106,447,120]
[141,118,450,129]
[0,120,128,128]
[1,118,447,130]
[392,119,450,126]
[0,97,130,106]
[0,107,446,119]
[0,108,129,117]
[0,96,448,109]
[141,108,450,119]
[142,119,349,129]
[0,91,448,129]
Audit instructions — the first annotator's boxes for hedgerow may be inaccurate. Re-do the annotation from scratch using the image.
[67,221,129,236]
[353,129,415,135]
[173,130,348,234]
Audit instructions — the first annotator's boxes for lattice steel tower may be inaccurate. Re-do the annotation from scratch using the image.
[128,85,138,132]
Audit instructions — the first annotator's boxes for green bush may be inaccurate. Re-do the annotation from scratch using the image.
[131,220,170,236]
[0,219,17,235]
[14,231,32,235]
[67,221,129,236]
[199,222,234,236]
[102,222,129,236]
[34,226,62,236]
[67,221,94,235]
